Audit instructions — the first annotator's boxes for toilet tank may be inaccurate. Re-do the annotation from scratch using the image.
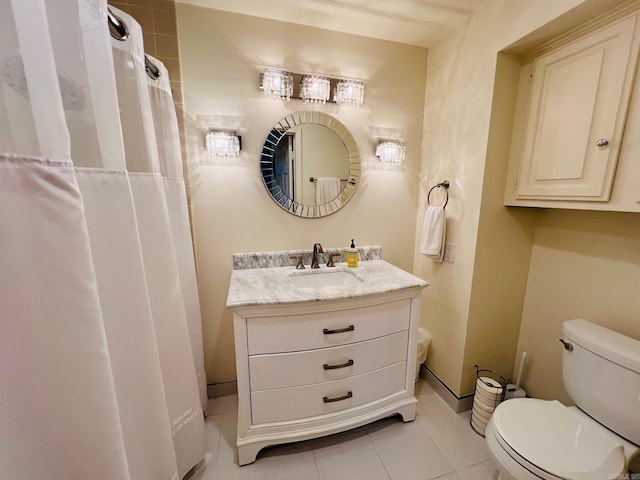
[562,319,640,446]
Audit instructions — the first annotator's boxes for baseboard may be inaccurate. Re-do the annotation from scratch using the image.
[420,365,473,413]
[207,380,238,399]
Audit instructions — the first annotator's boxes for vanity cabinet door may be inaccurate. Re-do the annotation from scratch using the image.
[515,15,639,201]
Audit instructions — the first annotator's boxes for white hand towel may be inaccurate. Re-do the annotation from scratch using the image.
[420,205,446,262]
[315,177,340,204]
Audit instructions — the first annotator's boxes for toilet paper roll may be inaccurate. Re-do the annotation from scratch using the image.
[470,414,487,435]
[475,388,503,407]
[477,376,503,394]
[475,387,501,404]
[472,404,492,423]
[473,396,497,414]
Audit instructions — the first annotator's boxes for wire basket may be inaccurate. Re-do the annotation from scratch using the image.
[470,365,507,437]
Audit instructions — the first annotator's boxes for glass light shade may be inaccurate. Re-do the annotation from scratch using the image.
[206,131,240,157]
[376,141,406,164]
[335,80,364,107]
[301,75,330,103]
[262,68,293,100]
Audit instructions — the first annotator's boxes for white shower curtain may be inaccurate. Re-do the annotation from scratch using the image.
[147,55,208,410]
[0,1,206,479]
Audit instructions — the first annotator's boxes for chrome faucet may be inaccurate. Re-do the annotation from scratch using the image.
[311,243,323,269]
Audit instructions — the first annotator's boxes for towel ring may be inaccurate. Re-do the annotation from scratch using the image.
[427,180,450,208]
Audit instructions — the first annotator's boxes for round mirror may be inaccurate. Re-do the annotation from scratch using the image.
[260,111,360,218]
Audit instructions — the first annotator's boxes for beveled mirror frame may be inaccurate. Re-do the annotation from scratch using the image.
[260,111,360,218]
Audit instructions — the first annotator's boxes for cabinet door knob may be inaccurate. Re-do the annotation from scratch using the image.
[596,138,609,147]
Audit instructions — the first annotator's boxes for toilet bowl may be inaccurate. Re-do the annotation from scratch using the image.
[485,399,637,479]
[485,319,640,480]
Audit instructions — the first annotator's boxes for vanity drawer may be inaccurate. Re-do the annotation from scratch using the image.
[251,361,406,424]
[249,331,408,390]
[246,299,411,354]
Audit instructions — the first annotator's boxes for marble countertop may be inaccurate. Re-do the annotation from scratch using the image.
[226,259,429,308]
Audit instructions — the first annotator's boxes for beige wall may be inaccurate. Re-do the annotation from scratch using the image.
[413,0,598,396]
[177,0,640,396]
[516,209,640,403]
[177,6,428,382]
[461,54,538,395]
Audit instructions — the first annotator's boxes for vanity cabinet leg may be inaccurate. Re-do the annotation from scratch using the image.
[398,403,417,423]
[237,442,264,466]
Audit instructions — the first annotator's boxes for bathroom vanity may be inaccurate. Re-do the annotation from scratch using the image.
[226,250,428,465]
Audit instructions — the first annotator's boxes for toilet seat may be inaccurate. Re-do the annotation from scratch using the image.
[491,398,627,479]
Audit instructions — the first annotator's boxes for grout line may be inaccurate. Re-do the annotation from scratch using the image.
[415,419,456,476]
[311,449,321,480]
[367,430,392,480]
[210,414,223,467]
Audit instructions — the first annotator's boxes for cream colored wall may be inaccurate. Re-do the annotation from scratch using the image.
[461,54,538,394]
[177,6,428,382]
[414,0,592,396]
[516,209,640,403]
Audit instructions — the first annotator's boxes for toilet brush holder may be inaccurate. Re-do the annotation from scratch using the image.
[505,383,527,400]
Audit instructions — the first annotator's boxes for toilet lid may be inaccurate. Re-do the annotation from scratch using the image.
[492,399,626,480]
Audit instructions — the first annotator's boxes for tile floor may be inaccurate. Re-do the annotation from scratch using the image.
[189,379,499,480]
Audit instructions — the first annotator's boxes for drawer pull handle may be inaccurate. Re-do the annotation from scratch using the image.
[323,359,354,370]
[323,391,353,403]
[323,325,355,335]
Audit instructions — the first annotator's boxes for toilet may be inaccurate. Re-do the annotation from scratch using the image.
[485,319,640,479]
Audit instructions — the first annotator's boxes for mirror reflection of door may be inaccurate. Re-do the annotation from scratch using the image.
[289,124,349,205]
[273,131,294,199]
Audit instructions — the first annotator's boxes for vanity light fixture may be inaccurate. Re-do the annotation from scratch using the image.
[206,131,241,157]
[301,75,331,104]
[262,68,293,101]
[376,140,406,164]
[335,80,364,107]
[260,69,365,106]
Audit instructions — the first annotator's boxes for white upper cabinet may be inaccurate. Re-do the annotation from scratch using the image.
[505,10,640,209]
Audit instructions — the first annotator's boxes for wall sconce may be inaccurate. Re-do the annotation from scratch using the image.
[301,75,331,104]
[335,80,364,107]
[376,140,406,164]
[262,68,293,101]
[206,131,241,157]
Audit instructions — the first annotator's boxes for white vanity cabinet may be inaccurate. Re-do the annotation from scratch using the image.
[504,9,640,209]
[230,289,423,465]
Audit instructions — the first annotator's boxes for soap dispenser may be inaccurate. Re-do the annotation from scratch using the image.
[346,239,359,267]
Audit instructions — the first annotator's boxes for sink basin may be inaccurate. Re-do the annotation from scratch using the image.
[289,268,363,288]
